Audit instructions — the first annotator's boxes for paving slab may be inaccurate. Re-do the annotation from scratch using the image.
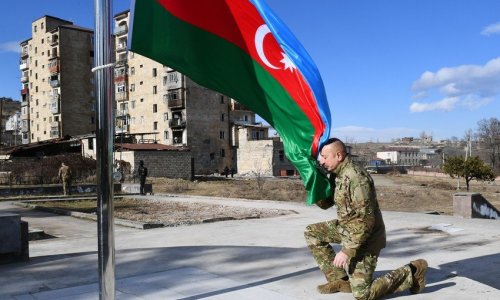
[1,194,499,300]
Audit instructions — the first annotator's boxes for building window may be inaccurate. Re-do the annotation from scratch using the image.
[117,84,126,93]
[152,68,157,77]
[163,112,168,121]
[41,22,44,30]
[164,131,169,139]
[220,131,225,139]
[88,138,94,150]
[131,100,136,109]
[220,113,225,121]
[153,85,157,94]
[168,90,178,100]
[153,104,157,113]
[220,95,224,104]
[153,121,158,130]
[140,98,144,102]
[34,25,37,32]
[130,83,135,91]
[210,153,215,160]
[41,38,44,44]
[130,67,135,75]
[279,150,285,162]
[220,149,225,158]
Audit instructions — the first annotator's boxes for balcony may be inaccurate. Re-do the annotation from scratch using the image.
[169,119,186,129]
[233,102,251,111]
[50,122,60,138]
[51,93,60,101]
[50,99,59,114]
[168,98,185,109]
[48,59,59,74]
[19,61,29,70]
[21,100,28,107]
[116,109,129,119]
[21,123,29,132]
[49,36,59,46]
[116,124,129,133]
[114,74,128,83]
[116,42,127,52]
[115,91,128,101]
[114,25,128,36]
[21,48,29,58]
[21,75,29,83]
[50,80,60,88]
[115,59,127,67]
[20,87,29,95]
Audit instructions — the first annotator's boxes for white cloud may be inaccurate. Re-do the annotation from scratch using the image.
[462,96,492,110]
[332,126,420,143]
[410,97,459,113]
[0,41,20,53]
[481,22,500,36]
[410,57,500,112]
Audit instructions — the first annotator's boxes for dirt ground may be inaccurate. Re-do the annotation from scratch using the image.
[150,174,500,215]
[33,174,500,225]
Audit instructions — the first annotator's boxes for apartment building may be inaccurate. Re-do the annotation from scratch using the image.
[114,10,258,174]
[19,16,95,144]
[0,97,22,146]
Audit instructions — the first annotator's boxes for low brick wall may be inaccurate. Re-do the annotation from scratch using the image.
[121,151,193,180]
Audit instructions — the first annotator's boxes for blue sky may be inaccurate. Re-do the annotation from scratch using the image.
[1,0,499,142]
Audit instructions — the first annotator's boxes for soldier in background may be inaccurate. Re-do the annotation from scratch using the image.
[138,160,148,195]
[304,138,428,299]
[58,162,72,196]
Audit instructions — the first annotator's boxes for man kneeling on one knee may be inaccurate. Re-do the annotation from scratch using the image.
[304,138,428,299]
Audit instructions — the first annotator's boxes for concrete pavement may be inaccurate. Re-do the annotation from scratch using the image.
[0,194,499,299]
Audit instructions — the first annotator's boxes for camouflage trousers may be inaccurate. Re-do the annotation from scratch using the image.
[304,220,413,300]
[62,179,70,195]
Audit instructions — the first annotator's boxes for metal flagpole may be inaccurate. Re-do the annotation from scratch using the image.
[93,0,116,299]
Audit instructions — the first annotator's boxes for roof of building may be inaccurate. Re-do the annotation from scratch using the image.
[0,136,80,157]
[116,143,189,152]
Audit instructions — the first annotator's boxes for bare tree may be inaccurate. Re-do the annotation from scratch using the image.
[477,118,500,171]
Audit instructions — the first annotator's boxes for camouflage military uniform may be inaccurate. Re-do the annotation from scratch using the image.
[58,163,72,196]
[305,157,413,299]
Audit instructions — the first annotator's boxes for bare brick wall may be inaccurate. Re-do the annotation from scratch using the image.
[124,151,193,180]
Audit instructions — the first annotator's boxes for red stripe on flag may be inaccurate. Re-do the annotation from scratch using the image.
[156,0,325,155]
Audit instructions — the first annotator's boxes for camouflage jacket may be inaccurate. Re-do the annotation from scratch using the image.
[330,157,386,258]
[58,165,72,181]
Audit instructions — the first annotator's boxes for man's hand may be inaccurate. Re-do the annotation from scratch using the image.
[333,251,349,269]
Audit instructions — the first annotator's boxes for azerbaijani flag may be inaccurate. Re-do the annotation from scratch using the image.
[129,0,332,205]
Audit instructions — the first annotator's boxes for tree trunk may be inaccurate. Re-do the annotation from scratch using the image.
[465,178,470,191]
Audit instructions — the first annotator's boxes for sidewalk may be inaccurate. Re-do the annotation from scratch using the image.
[1,194,499,299]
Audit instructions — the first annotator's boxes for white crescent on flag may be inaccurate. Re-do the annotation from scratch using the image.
[255,24,280,70]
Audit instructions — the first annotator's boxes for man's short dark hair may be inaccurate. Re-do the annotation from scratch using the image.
[319,138,342,152]
[319,138,347,155]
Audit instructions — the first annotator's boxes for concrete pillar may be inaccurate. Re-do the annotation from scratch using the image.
[453,193,500,220]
